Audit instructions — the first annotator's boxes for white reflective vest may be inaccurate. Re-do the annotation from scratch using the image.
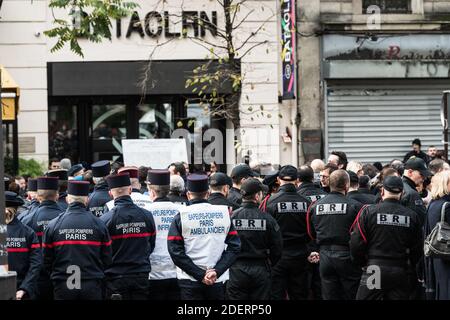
[147,201,182,280]
[178,202,231,283]
[106,192,152,211]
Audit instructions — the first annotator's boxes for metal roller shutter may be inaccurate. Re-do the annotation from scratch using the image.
[326,81,449,165]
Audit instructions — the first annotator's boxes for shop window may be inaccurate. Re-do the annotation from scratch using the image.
[363,0,412,13]
[48,105,79,162]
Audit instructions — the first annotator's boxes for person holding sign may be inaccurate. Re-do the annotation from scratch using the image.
[167,174,241,300]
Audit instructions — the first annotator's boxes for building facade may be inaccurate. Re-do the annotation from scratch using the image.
[1,0,450,171]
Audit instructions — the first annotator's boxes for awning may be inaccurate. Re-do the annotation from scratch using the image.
[0,65,20,121]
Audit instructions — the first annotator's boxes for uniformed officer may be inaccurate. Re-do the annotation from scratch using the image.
[347,171,377,205]
[105,166,152,211]
[87,160,112,217]
[307,169,362,300]
[5,191,41,300]
[27,176,64,300]
[18,178,39,224]
[350,176,423,300]
[297,165,327,203]
[146,170,183,300]
[259,171,279,211]
[67,163,84,180]
[401,157,431,300]
[228,178,283,300]
[402,157,430,225]
[43,181,112,300]
[228,164,258,205]
[264,165,312,300]
[100,173,156,300]
[208,172,240,211]
[47,169,69,211]
[167,174,241,300]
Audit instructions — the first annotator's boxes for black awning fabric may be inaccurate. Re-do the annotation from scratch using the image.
[48,60,234,96]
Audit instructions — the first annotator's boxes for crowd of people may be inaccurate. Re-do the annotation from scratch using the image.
[3,137,450,300]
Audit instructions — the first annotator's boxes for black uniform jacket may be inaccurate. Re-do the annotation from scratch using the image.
[88,181,112,217]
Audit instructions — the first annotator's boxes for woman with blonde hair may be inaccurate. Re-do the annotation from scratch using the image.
[5,191,42,300]
[424,170,450,300]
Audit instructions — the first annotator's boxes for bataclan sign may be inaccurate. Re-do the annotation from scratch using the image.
[117,11,218,38]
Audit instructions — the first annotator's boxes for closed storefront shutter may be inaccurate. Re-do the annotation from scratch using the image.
[326,80,449,164]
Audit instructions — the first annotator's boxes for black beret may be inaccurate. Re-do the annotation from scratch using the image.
[146,170,170,186]
[118,166,139,179]
[106,173,131,189]
[91,160,111,177]
[47,169,68,181]
[5,191,24,207]
[68,164,84,177]
[240,178,268,196]
[383,176,404,194]
[67,181,90,196]
[187,174,209,192]
[279,165,298,181]
[347,170,359,184]
[28,179,38,192]
[37,177,59,191]
[209,172,232,187]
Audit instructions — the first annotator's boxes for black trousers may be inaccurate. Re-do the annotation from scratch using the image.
[178,280,225,300]
[36,274,53,300]
[227,262,271,300]
[307,263,322,300]
[356,264,410,300]
[105,275,149,300]
[271,255,309,300]
[319,249,362,300]
[53,279,104,300]
[148,279,180,300]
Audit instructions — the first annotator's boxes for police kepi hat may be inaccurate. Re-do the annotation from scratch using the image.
[67,181,90,196]
[146,170,170,186]
[240,178,269,196]
[404,157,431,177]
[208,172,232,188]
[47,169,68,181]
[91,160,111,178]
[118,166,139,179]
[27,178,38,192]
[37,177,59,191]
[383,176,404,194]
[187,174,209,192]
[279,165,298,181]
[68,164,84,177]
[230,164,259,179]
[106,173,131,189]
[5,191,24,207]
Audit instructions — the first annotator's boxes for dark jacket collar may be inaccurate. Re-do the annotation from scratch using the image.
[358,188,371,194]
[154,196,170,203]
[190,199,209,205]
[209,192,226,199]
[298,182,315,190]
[279,183,297,193]
[68,202,87,211]
[242,201,258,209]
[114,195,133,205]
[39,200,58,207]
[94,181,109,191]
[382,198,400,204]
[402,176,416,189]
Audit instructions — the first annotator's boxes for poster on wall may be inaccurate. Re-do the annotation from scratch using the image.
[280,0,297,100]
[122,139,188,169]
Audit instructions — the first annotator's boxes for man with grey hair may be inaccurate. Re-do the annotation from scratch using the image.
[168,175,188,205]
[428,158,450,176]
[59,158,72,170]
[87,160,112,217]
[310,159,325,185]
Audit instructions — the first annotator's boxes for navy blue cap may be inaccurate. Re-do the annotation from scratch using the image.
[68,164,84,177]
[279,165,298,181]
[208,172,232,187]
[146,170,170,186]
[27,178,38,192]
[240,178,269,196]
[67,181,90,196]
[5,191,24,207]
[37,177,58,190]
[106,173,131,189]
[187,174,209,192]
[231,164,259,179]
[47,169,68,181]
[383,176,404,194]
[92,160,111,177]
[263,170,279,187]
